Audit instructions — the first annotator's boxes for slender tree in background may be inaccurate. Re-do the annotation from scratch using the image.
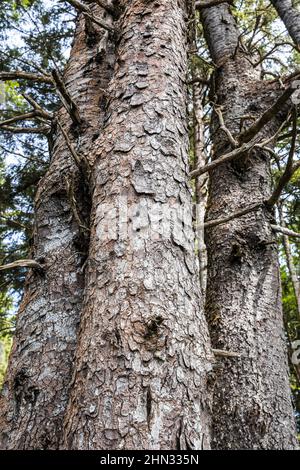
[0,0,299,450]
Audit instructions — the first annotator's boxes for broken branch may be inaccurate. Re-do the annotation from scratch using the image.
[51,69,82,126]
[0,125,50,134]
[271,225,300,239]
[0,70,53,85]
[62,0,114,32]
[0,259,44,272]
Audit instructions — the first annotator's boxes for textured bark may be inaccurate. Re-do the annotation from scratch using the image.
[0,5,115,449]
[271,0,300,48]
[201,3,298,450]
[63,0,212,450]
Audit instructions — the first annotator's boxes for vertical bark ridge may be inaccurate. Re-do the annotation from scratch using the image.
[63,0,212,450]
[200,3,298,450]
[0,5,116,449]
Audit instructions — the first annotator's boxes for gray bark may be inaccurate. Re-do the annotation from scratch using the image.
[62,0,212,450]
[0,5,115,449]
[271,0,300,47]
[201,3,299,450]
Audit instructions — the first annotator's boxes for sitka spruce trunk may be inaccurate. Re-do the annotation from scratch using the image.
[62,0,212,450]
[201,2,298,450]
[0,4,115,449]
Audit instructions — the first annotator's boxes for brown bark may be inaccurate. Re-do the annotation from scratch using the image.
[0,5,115,449]
[201,3,298,450]
[62,0,212,450]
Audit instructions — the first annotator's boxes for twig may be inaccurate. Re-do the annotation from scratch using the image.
[51,69,82,126]
[0,125,50,134]
[239,86,297,144]
[61,0,114,32]
[0,70,53,84]
[271,225,300,239]
[212,348,241,358]
[204,203,263,229]
[189,141,253,178]
[267,108,298,207]
[56,118,83,169]
[215,106,238,147]
[0,259,44,272]
[22,93,53,120]
[0,112,37,127]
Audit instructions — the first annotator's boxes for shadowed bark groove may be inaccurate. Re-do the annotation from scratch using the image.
[201,2,298,450]
[62,0,212,450]
[0,5,115,449]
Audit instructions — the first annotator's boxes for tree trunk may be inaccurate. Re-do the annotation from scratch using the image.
[271,0,300,47]
[200,3,298,450]
[62,0,212,450]
[0,5,115,449]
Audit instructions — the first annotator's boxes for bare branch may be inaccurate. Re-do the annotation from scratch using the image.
[61,0,114,32]
[0,125,50,134]
[215,106,238,147]
[22,93,53,120]
[51,69,82,126]
[189,141,253,178]
[0,259,44,272]
[0,97,53,128]
[204,203,262,229]
[271,225,300,239]
[0,112,37,127]
[56,118,83,169]
[212,348,241,358]
[0,70,53,85]
[239,86,297,144]
[267,109,298,207]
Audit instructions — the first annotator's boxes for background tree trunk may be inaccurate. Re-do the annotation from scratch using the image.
[271,0,300,48]
[200,3,298,450]
[62,0,212,450]
[0,5,115,449]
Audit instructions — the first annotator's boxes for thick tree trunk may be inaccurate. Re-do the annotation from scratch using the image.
[0,5,115,449]
[271,0,300,48]
[200,3,298,450]
[62,0,212,450]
